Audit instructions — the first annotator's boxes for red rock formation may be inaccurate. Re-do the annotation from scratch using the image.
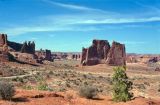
[35,49,53,62]
[81,40,126,66]
[45,50,52,61]
[0,34,9,62]
[81,39,110,66]
[0,34,7,47]
[81,48,88,65]
[93,40,110,59]
[21,41,35,54]
[10,52,37,64]
[85,44,99,65]
[65,53,81,60]
[106,41,126,66]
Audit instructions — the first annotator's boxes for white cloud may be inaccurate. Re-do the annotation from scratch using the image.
[134,1,160,14]
[41,0,116,14]
[2,25,101,36]
[72,17,160,24]
[2,1,160,36]
[3,15,160,36]
[41,0,160,24]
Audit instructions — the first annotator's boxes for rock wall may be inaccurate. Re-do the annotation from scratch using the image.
[7,41,23,51]
[81,39,126,66]
[21,41,35,54]
[7,41,35,54]
[106,41,126,66]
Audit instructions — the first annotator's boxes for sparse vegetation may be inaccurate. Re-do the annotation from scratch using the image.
[22,85,33,90]
[37,82,53,91]
[112,66,133,102]
[1,59,160,104]
[0,81,15,100]
[0,65,26,77]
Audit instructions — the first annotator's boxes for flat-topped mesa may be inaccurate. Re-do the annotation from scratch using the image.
[81,39,110,66]
[81,40,126,66]
[106,41,126,66]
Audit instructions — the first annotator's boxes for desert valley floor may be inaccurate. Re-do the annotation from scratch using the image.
[0,60,160,105]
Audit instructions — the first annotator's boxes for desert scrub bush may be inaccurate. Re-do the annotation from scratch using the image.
[112,66,133,102]
[0,81,15,100]
[34,74,44,82]
[79,85,98,99]
[12,77,24,83]
[22,85,33,90]
[37,82,53,91]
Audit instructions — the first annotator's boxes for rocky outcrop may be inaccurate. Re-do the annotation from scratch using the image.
[21,41,35,54]
[81,39,126,66]
[106,41,126,66]
[81,48,88,65]
[10,52,37,64]
[45,50,52,61]
[35,49,53,62]
[0,34,53,64]
[67,53,81,60]
[81,39,110,66]
[0,34,7,46]
[0,34,9,62]
[7,41,23,51]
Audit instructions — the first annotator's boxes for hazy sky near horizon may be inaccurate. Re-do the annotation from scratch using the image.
[0,0,160,54]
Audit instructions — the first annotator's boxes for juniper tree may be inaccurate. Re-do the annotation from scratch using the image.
[112,66,133,102]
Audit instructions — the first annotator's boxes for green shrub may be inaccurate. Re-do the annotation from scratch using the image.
[79,85,98,99]
[22,85,33,90]
[0,81,15,100]
[112,66,133,102]
[37,82,53,91]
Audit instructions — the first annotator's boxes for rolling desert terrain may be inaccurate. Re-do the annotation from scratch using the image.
[0,59,160,105]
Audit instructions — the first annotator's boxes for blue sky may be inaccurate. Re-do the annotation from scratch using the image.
[0,0,160,54]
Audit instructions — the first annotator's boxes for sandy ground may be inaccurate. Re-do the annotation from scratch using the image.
[0,89,160,105]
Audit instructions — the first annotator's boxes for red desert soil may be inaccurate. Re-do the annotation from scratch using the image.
[0,89,160,105]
